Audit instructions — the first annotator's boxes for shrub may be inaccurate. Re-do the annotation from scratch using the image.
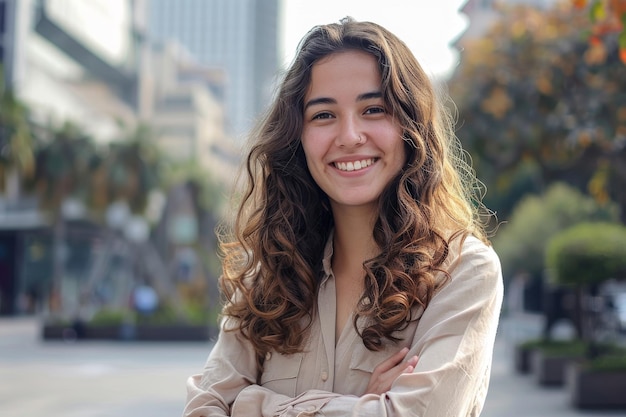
[493,182,619,282]
[519,339,586,357]
[545,222,626,287]
[587,354,626,372]
[89,308,129,326]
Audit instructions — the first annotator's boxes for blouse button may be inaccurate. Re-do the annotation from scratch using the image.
[265,352,272,361]
[321,371,328,381]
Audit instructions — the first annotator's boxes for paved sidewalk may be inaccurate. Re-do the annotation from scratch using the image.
[483,313,626,417]
[0,315,625,417]
[0,317,211,417]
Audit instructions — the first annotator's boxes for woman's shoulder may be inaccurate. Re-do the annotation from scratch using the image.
[450,234,499,261]
[446,234,502,284]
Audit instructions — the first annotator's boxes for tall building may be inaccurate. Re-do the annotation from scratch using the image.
[1,0,147,140]
[148,0,282,139]
[0,0,149,316]
[148,40,238,186]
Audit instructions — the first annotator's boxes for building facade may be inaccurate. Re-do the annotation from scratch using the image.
[148,0,282,139]
[148,40,238,186]
[0,0,148,316]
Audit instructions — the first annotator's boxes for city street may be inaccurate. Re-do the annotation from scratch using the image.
[1,315,625,417]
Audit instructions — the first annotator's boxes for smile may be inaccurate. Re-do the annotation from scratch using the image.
[333,158,376,172]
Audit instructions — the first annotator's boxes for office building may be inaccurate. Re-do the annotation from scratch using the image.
[149,0,282,139]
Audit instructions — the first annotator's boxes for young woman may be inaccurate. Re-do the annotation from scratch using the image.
[184,17,503,417]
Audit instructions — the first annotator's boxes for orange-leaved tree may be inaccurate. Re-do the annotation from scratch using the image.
[450,3,626,222]
[573,0,626,63]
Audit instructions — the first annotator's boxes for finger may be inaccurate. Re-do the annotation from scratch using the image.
[375,347,409,373]
[375,361,416,393]
[405,355,419,368]
[387,356,419,381]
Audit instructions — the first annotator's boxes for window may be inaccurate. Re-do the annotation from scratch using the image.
[0,2,6,33]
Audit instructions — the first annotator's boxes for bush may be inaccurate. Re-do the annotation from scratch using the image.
[545,222,626,287]
[493,182,619,282]
[90,308,129,326]
[587,354,626,372]
[519,338,586,357]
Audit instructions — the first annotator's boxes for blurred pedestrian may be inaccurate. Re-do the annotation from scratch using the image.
[184,17,503,417]
[132,282,158,316]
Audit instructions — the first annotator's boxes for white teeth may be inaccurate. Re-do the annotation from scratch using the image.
[334,158,374,172]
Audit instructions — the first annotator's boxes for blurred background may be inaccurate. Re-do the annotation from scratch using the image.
[1,0,626,416]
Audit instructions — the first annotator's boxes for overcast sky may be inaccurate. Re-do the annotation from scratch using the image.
[280,0,468,79]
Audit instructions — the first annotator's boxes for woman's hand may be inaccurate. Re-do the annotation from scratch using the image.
[365,347,419,395]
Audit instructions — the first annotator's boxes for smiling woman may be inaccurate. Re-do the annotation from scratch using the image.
[184,17,502,417]
[301,50,406,215]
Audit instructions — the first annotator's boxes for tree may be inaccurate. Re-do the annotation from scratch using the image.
[90,123,166,216]
[162,162,226,310]
[0,68,34,200]
[82,122,174,314]
[32,121,99,312]
[546,222,626,351]
[449,3,626,221]
[573,0,626,63]
[493,182,619,283]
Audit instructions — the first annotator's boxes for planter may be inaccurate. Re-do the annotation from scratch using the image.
[42,323,120,340]
[134,324,215,341]
[514,343,533,374]
[42,323,216,342]
[567,363,626,409]
[531,349,582,386]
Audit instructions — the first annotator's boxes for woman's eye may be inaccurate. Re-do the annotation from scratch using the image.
[365,106,385,115]
[312,112,333,120]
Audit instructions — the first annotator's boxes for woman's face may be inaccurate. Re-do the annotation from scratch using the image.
[301,50,405,212]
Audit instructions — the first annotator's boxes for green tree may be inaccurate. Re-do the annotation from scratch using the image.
[91,123,166,216]
[163,162,226,309]
[546,222,626,350]
[450,3,626,221]
[82,123,171,308]
[493,182,619,283]
[32,121,99,312]
[0,68,34,200]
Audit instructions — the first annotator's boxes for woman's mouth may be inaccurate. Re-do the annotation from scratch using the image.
[333,158,376,172]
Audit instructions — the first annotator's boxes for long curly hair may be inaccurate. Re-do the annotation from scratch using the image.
[219,17,491,367]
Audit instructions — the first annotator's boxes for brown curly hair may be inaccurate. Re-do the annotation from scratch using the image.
[219,17,491,368]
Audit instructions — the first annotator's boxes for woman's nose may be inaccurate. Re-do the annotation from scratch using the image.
[335,117,363,147]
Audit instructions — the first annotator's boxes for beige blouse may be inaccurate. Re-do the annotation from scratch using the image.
[184,236,503,417]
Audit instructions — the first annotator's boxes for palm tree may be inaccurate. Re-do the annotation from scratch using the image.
[33,121,99,313]
[83,122,179,315]
[104,123,165,213]
[0,67,35,201]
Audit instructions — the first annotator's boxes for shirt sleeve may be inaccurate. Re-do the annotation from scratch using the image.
[183,318,259,417]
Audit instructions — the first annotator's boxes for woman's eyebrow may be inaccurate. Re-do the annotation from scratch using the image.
[304,91,382,111]
[357,91,382,101]
[304,97,336,110]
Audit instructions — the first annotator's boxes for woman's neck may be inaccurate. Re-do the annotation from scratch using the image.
[331,204,379,274]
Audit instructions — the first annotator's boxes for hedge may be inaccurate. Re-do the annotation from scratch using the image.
[545,222,626,287]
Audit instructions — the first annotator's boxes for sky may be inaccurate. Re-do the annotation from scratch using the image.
[280,0,469,80]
